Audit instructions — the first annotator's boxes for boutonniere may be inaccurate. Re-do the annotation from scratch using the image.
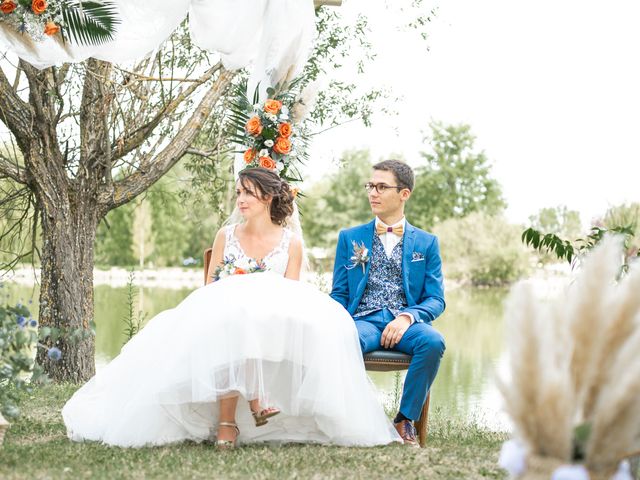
[411,252,425,262]
[347,241,370,273]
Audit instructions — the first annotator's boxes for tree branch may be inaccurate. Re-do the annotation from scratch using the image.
[0,152,27,184]
[0,65,34,148]
[111,62,224,162]
[102,69,235,210]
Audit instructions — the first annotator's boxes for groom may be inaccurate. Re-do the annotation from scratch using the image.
[330,159,446,447]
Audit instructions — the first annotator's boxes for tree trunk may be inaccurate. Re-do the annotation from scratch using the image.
[36,194,101,381]
[1,58,233,383]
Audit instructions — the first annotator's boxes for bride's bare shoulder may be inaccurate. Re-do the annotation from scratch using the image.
[212,226,229,247]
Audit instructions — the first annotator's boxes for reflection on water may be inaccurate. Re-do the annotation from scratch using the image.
[1,282,510,431]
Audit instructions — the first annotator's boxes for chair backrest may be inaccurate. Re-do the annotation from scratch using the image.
[203,248,212,285]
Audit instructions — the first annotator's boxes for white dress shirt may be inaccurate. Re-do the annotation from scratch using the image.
[375,217,415,325]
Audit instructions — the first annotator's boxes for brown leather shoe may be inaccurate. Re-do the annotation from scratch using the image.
[394,419,420,447]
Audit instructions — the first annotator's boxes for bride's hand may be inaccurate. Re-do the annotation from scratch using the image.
[381,316,411,349]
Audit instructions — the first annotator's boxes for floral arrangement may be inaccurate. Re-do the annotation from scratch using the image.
[0,0,119,45]
[497,236,640,480]
[212,255,267,281]
[347,241,369,273]
[0,298,61,421]
[229,79,316,185]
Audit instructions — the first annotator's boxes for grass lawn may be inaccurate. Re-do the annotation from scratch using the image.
[0,384,508,479]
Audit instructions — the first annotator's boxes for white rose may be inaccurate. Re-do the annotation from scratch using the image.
[279,114,289,121]
[276,162,285,172]
[259,149,269,157]
[281,105,289,114]
[264,139,274,147]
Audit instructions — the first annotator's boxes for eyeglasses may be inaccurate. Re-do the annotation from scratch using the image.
[364,182,404,194]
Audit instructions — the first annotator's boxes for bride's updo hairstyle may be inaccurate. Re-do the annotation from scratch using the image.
[238,167,295,225]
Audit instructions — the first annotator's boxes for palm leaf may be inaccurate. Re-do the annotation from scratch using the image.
[61,1,120,47]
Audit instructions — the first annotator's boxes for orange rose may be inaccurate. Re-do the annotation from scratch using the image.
[44,21,59,36]
[263,99,282,115]
[0,1,17,14]
[234,268,247,275]
[278,122,292,138]
[245,116,263,136]
[259,156,276,170]
[273,137,291,155]
[31,0,46,14]
[243,148,256,164]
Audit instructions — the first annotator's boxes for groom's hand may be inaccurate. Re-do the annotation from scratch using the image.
[381,315,411,349]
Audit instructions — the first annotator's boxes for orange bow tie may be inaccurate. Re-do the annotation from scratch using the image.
[376,223,404,237]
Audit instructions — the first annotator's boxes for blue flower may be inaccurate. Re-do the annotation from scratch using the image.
[16,316,27,327]
[47,347,62,361]
[29,319,38,328]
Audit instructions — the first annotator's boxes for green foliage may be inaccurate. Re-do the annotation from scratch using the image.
[122,271,146,344]
[406,122,506,230]
[94,165,220,267]
[434,213,529,286]
[300,150,373,250]
[522,225,638,274]
[61,1,119,46]
[521,228,576,264]
[527,206,582,264]
[528,206,582,240]
[524,203,640,274]
[0,300,48,420]
[94,204,136,267]
[602,202,640,232]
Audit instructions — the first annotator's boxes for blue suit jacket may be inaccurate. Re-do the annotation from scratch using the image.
[330,219,445,323]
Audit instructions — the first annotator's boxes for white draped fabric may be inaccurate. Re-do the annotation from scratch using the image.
[0,0,316,90]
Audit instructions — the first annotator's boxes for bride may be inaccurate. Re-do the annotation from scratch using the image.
[62,167,401,448]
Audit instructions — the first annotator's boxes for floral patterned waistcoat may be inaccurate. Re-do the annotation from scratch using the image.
[354,233,407,318]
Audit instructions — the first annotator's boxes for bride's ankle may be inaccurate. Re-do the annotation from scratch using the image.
[248,399,261,413]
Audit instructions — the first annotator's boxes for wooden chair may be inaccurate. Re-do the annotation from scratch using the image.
[203,247,430,447]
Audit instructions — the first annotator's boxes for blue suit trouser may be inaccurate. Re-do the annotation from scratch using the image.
[354,308,445,421]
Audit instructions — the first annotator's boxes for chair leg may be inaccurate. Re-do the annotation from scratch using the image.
[415,392,430,447]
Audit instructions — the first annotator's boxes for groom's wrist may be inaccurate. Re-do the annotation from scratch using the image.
[397,313,415,325]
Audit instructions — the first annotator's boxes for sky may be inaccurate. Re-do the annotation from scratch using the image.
[306,0,640,227]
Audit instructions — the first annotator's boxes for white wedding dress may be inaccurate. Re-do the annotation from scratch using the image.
[62,225,401,447]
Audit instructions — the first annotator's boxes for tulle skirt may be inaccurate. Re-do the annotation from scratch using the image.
[62,272,401,447]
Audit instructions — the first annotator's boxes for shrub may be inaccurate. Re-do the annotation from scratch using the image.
[433,212,530,287]
[0,299,60,420]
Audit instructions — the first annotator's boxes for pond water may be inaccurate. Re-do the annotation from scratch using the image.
[1,281,511,431]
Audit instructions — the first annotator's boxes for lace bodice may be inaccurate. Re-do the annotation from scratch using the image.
[224,224,291,276]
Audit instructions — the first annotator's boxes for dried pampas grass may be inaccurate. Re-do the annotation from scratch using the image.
[586,312,640,471]
[565,237,621,410]
[497,282,573,461]
[582,262,640,419]
[499,235,640,475]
